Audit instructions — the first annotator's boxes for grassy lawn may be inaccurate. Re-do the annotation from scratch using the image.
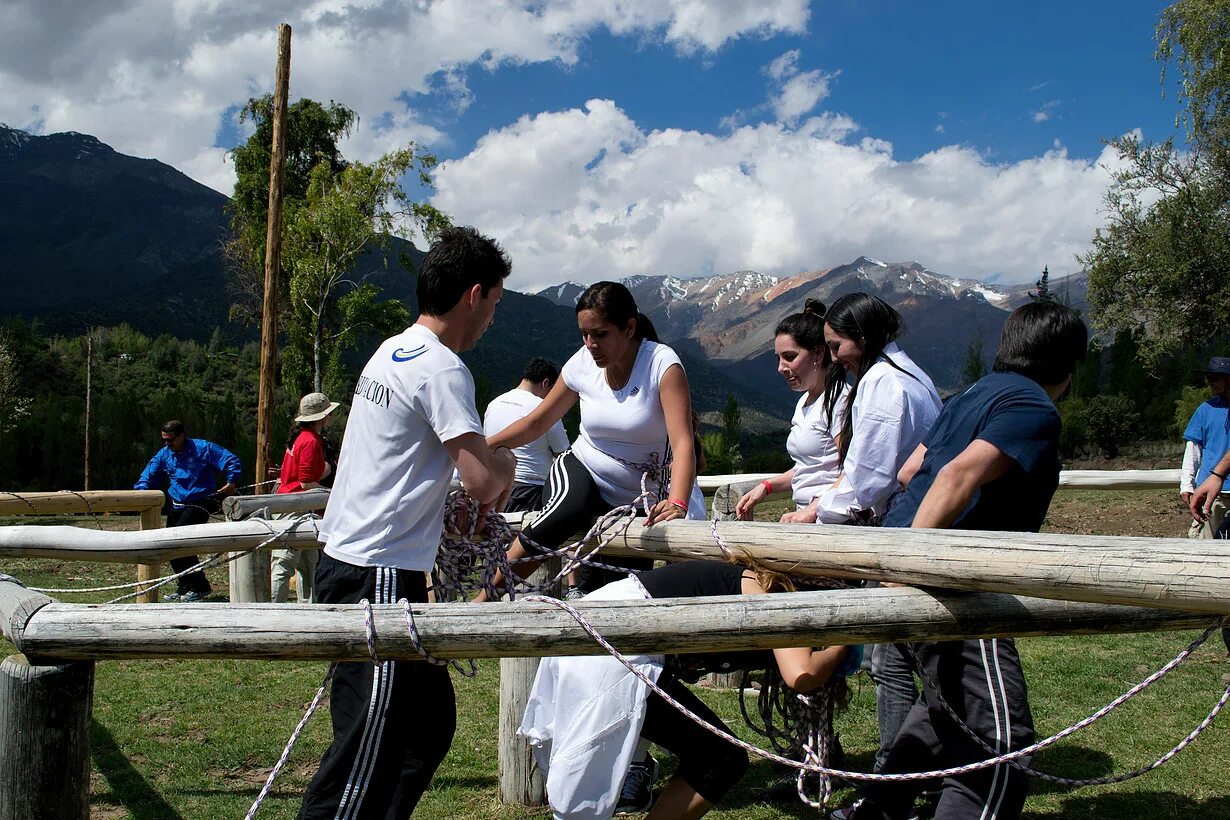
[2,489,1229,819]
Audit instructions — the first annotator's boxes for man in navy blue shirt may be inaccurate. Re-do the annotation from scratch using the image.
[840,301,1087,820]
[134,420,242,601]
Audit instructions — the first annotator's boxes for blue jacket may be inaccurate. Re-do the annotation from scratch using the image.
[134,438,242,504]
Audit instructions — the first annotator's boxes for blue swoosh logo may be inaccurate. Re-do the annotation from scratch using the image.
[391,345,428,362]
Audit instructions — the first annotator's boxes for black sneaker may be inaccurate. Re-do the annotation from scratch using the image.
[614,755,659,815]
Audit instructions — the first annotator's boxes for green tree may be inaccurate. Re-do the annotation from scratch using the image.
[1081,394,1140,458]
[1082,0,1230,367]
[225,97,358,325]
[959,331,988,387]
[720,394,743,473]
[281,149,449,396]
[0,334,31,452]
[1174,384,1208,434]
[1029,266,1052,301]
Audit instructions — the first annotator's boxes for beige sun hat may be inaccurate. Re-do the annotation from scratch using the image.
[295,392,340,423]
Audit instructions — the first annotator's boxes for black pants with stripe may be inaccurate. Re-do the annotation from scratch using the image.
[851,638,1034,820]
[298,553,456,820]
[520,451,652,592]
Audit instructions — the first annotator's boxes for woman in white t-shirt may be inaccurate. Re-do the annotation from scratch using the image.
[734,299,848,524]
[486,281,705,594]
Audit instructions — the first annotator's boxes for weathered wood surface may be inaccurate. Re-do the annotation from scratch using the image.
[0,518,322,562]
[136,505,163,604]
[223,490,330,520]
[0,654,94,820]
[602,520,1230,615]
[0,490,163,516]
[10,584,1213,663]
[702,468,1181,495]
[499,557,560,806]
[0,578,53,646]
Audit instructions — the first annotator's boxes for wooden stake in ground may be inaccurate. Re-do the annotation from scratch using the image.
[236,22,292,604]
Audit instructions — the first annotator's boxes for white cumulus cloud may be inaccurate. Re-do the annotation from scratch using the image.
[0,0,808,194]
[433,99,1127,290]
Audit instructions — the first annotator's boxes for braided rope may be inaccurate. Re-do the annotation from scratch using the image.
[519,593,1230,786]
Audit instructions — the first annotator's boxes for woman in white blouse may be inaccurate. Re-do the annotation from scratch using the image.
[734,298,848,523]
[815,291,942,778]
[815,293,942,525]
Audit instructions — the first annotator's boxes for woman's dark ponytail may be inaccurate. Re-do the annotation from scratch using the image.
[635,311,660,342]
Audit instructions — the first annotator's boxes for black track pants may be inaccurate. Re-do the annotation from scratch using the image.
[298,553,456,820]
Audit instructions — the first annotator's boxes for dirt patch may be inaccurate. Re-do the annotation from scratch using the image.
[1043,489,1189,538]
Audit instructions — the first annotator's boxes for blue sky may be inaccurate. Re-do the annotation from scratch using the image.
[1,0,1180,288]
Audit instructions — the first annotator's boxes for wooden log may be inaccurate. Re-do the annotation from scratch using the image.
[0,578,53,647]
[499,556,561,806]
[0,518,322,563]
[711,478,789,520]
[223,490,329,520]
[10,584,1213,663]
[0,654,94,820]
[136,505,162,604]
[0,490,163,516]
[600,520,1230,615]
[700,468,1180,495]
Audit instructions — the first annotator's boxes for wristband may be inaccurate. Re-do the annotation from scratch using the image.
[668,498,688,513]
[760,480,774,495]
[1214,470,1228,481]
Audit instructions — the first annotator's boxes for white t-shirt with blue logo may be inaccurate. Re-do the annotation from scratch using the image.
[321,323,483,571]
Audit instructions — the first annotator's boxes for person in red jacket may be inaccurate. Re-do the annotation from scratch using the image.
[272,392,339,602]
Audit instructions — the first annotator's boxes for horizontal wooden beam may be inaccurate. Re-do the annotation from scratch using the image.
[0,491,163,516]
[222,490,329,520]
[9,582,1213,663]
[0,519,321,563]
[699,469,1180,493]
[602,520,1230,615]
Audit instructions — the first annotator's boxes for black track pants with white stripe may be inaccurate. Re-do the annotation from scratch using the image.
[852,638,1035,820]
[521,451,651,591]
[298,553,456,820]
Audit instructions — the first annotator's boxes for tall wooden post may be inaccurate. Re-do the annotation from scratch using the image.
[136,504,163,604]
[0,655,95,820]
[236,22,291,604]
[498,557,562,806]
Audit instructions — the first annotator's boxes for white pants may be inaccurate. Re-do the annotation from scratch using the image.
[271,547,319,603]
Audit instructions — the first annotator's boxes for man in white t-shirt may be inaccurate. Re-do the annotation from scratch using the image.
[483,356,570,513]
[299,226,517,820]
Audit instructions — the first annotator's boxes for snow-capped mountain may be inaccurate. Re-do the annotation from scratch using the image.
[535,257,1086,392]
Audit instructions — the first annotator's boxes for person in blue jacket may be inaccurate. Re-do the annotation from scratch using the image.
[134,420,241,601]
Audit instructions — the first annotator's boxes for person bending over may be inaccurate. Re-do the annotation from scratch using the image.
[520,558,861,820]
[483,356,571,513]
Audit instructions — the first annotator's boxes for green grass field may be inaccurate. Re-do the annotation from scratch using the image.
[3,488,1229,819]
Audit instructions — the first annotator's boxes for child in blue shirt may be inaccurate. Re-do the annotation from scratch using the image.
[1180,357,1230,539]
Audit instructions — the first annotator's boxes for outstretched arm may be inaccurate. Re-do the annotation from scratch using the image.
[489,379,578,450]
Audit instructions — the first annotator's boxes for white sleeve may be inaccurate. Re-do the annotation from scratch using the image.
[815,372,907,523]
[548,420,570,453]
[650,343,684,384]
[1181,440,1202,494]
[560,347,589,392]
[415,365,484,443]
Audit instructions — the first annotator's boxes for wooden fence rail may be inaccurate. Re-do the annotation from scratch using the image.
[0,490,165,604]
[0,579,1213,665]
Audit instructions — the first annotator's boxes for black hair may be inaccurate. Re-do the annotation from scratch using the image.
[775,298,828,355]
[992,301,1088,384]
[822,292,909,465]
[575,281,659,342]
[161,420,185,436]
[521,356,560,385]
[415,226,512,317]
